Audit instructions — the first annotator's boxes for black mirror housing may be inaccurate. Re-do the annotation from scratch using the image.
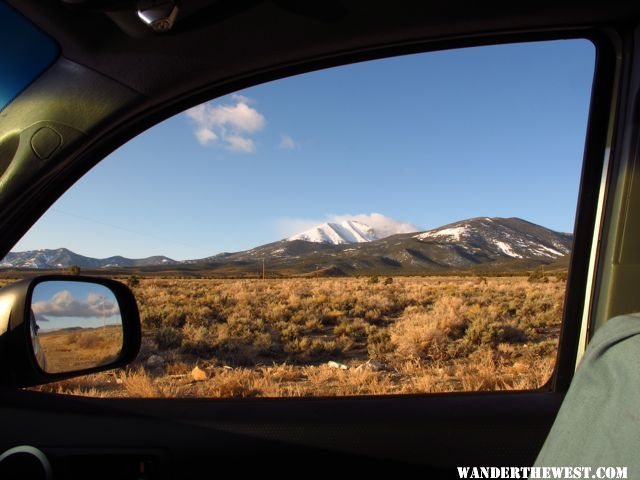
[0,275,140,387]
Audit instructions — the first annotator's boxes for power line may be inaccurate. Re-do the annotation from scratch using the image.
[51,208,203,251]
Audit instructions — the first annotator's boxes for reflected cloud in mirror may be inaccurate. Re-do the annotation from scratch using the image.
[30,281,123,374]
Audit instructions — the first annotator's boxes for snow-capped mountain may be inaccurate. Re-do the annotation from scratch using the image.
[287,220,379,244]
[286,216,418,245]
[0,248,176,269]
[194,216,572,276]
[414,217,571,260]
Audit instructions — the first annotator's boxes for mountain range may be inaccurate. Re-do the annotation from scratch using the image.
[0,249,176,270]
[0,216,572,276]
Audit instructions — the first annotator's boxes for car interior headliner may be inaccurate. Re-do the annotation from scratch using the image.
[9,1,640,101]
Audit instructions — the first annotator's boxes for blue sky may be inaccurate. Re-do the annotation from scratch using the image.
[13,39,595,260]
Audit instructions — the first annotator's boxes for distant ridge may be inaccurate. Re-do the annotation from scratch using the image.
[0,248,176,269]
[2,217,572,275]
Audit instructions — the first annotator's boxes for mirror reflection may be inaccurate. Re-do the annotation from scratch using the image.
[30,281,123,374]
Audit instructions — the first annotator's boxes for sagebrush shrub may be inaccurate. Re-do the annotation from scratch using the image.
[155,326,183,350]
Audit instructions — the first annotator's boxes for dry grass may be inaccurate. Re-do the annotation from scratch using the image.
[32,275,565,398]
[38,325,123,373]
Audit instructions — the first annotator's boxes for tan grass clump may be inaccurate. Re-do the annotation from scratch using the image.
[32,275,565,398]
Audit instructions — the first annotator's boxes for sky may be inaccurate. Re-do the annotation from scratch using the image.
[13,39,595,260]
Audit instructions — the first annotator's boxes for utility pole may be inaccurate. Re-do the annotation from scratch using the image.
[101,296,105,329]
[262,258,265,280]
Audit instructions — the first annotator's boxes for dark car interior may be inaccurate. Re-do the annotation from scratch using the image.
[1,1,640,478]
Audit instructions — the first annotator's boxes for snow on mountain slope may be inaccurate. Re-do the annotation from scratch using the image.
[288,220,377,244]
[287,215,418,245]
[414,217,571,260]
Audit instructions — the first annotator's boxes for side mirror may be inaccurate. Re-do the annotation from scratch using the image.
[0,276,140,387]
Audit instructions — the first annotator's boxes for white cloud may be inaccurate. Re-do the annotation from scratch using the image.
[185,95,265,153]
[279,134,297,150]
[275,218,323,237]
[230,93,251,104]
[185,104,207,124]
[334,213,420,237]
[225,135,255,153]
[195,128,217,145]
[209,102,264,133]
[33,290,120,318]
[276,213,420,238]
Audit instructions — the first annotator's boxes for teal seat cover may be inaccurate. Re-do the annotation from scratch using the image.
[535,314,640,475]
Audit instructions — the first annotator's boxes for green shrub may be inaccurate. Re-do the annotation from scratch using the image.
[528,269,549,283]
[155,326,183,350]
[367,326,395,361]
[164,310,187,328]
[66,265,81,276]
[464,315,527,347]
